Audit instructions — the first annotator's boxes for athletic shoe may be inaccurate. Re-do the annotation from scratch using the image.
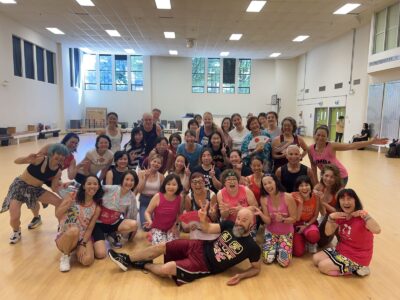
[9,230,21,244]
[28,215,42,229]
[59,254,71,272]
[131,260,153,270]
[307,243,318,254]
[356,266,370,277]
[108,249,132,272]
[107,232,122,249]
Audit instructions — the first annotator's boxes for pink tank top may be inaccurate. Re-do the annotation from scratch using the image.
[152,192,181,231]
[221,185,249,222]
[309,142,348,178]
[266,192,294,235]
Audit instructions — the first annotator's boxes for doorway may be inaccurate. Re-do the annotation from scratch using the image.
[329,107,346,141]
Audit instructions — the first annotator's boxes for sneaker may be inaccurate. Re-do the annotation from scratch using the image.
[9,230,21,244]
[108,249,132,272]
[59,254,71,272]
[107,232,122,249]
[132,260,153,270]
[356,266,370,277]
[28,215,42,229]
[307,243,318,254]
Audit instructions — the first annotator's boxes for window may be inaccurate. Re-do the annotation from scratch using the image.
[386,4,399,50]
[99,54,112,90]
[12,36,22,77]
[46,51,55,84]
[192,58,205,93]
[24,41,34,79]
[374,3,400,53]
[115,55,128,91]
[83,53,97,90]
[69,48,74,87]
[223,58,236,94]
[73,48,80,88]
[130,55,144,91]
[207,58,220,93]
[36,46,45,82]
[238,59,251,94]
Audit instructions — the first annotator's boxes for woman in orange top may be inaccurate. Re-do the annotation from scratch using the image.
[292,176,320,256]
[314,164,343,247]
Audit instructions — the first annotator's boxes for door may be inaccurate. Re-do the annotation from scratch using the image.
[329,107,346,141]
[314,107,328,134]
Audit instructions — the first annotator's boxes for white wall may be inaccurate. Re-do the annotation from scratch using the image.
[0,12,62,132]
[296,24,371,141]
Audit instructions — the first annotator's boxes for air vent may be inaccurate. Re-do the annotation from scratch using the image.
[353,79,361,85]
[305,89,309,93]
[159,16,174,19]
[334,82,343,89]
[72,12,89,16]
[369,55,400,66]
[319,86,326,92]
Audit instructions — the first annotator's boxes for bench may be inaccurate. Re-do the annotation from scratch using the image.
[0,128,11,146]
[38,128,60,139]
[12,132,39,144]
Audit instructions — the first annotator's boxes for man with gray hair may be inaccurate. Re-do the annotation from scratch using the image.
[140,112,162,156]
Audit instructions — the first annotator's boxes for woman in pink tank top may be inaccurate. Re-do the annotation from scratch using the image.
[309,126,388,186]
[255,174,297,267]
[217,169,258,223]
[145,174,183,245]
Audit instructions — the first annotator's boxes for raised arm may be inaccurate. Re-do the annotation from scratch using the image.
[297,136,308,159]
[332,136,388,151]
[198,203,222,234]
[14,153,44,165]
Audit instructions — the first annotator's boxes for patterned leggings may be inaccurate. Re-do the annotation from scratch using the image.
[262,230,293,267]
[151,228,179,245]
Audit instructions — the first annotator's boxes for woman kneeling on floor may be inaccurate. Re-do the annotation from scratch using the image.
[313,188,381,277]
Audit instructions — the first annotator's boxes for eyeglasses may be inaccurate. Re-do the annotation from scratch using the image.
[191,180,204,185]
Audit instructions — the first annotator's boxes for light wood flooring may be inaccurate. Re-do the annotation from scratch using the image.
[0,134,399,300]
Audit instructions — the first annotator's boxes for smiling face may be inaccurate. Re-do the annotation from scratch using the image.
[210,133,222,148]
[266,113,277,126]
[286,146,301,164]
[298,181,312,198]
[203,113,213,128]
[174,155,186,172]
[142,113,153,128]
[50,152,65,167]
[222,119,231,132]
[225,175,238,190]
[65,137,79,152]
[282,120,294,135]
[156,139,168,154]
[249,119,260,133]
[232,115,242,128]
[321,169,335,188]
[250,158,263,174]
[233,209,253,237]
[185,132,196,144]
[165,178,178,195]
[149,157,162,171]
[201,151,213,165]
[107,114,118,127]
[170,137,181,149]
[97,137,110,152]
[122,173,135,191]
[134,130,143,144]
[229,151,241,165]
[339,194,356,214]
[116,154,129,169]
[314,128,328,144]
[190,176,205,191]
[84,176,99,198]
[262,176,277,195]
[258,116,267,127]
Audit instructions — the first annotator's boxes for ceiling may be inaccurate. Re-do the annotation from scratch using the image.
[0,0,397,58]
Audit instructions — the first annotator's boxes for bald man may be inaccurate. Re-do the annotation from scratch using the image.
[109,206,261,286]
[140,112,162,156]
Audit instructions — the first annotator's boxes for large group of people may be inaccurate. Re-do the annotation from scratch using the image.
[0,109,386,286]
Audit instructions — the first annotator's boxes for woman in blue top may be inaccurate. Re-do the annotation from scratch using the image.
[177,130,203,171]
[241,116,272,173]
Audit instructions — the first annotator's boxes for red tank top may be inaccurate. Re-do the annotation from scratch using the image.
[221,185,249,222]
[152,192,181,231]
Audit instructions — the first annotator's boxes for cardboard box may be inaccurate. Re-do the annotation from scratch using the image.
[27,125,36,132]
[7,127,16,135]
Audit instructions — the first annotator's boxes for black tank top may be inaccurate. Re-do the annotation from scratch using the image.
[103,166,125,185]
[141,124,158,155]
[273,134,300,172]
[190,189,211,210]
[27,157,60,182]
[281,163,308,193]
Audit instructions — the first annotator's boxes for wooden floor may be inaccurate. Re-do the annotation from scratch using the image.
[0,134,399,300]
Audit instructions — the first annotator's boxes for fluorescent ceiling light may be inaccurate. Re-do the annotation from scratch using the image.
[293,35,309,42]
[46,27,65,35]
[269,52,281,58]
[80,47,91,53]
[333,3,360,15]
[155,0,171,9]
[0,0,17,4]
[220,52,230,57]
[229,34,243,41]
[124,49,135,54]
[75,0,95,6]
[105,30,121,37]
[246,1,267,12]
[169,50,178,55]
[164,32,175,39]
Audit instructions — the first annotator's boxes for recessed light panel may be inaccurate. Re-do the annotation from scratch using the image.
[293,35,309,42]
[333,3,360,15]
[229,34,243,41]
[124,49,135,54]
[246,1,266,12]
[0,0,17,4]
[169,50,178,55]
[220,52,230,57]
[164,32,175,39]
[155,0,171,9]
[105,30,121,37]
[46,27,65,35]
[269,52,281,58]
[76,0,95,6]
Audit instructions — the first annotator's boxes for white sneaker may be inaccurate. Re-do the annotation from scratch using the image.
[60,254,71,272]
[9,230,21,244]
[307,243,318,254]
[356,266,370,277]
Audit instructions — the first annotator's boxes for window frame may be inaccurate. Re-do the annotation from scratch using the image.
[130,55,144,91]
[99,54,113,91]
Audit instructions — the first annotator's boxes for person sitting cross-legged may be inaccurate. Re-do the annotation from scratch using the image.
[108,205,261,286]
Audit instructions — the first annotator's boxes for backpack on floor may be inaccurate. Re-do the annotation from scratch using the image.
[386,139,399,158]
